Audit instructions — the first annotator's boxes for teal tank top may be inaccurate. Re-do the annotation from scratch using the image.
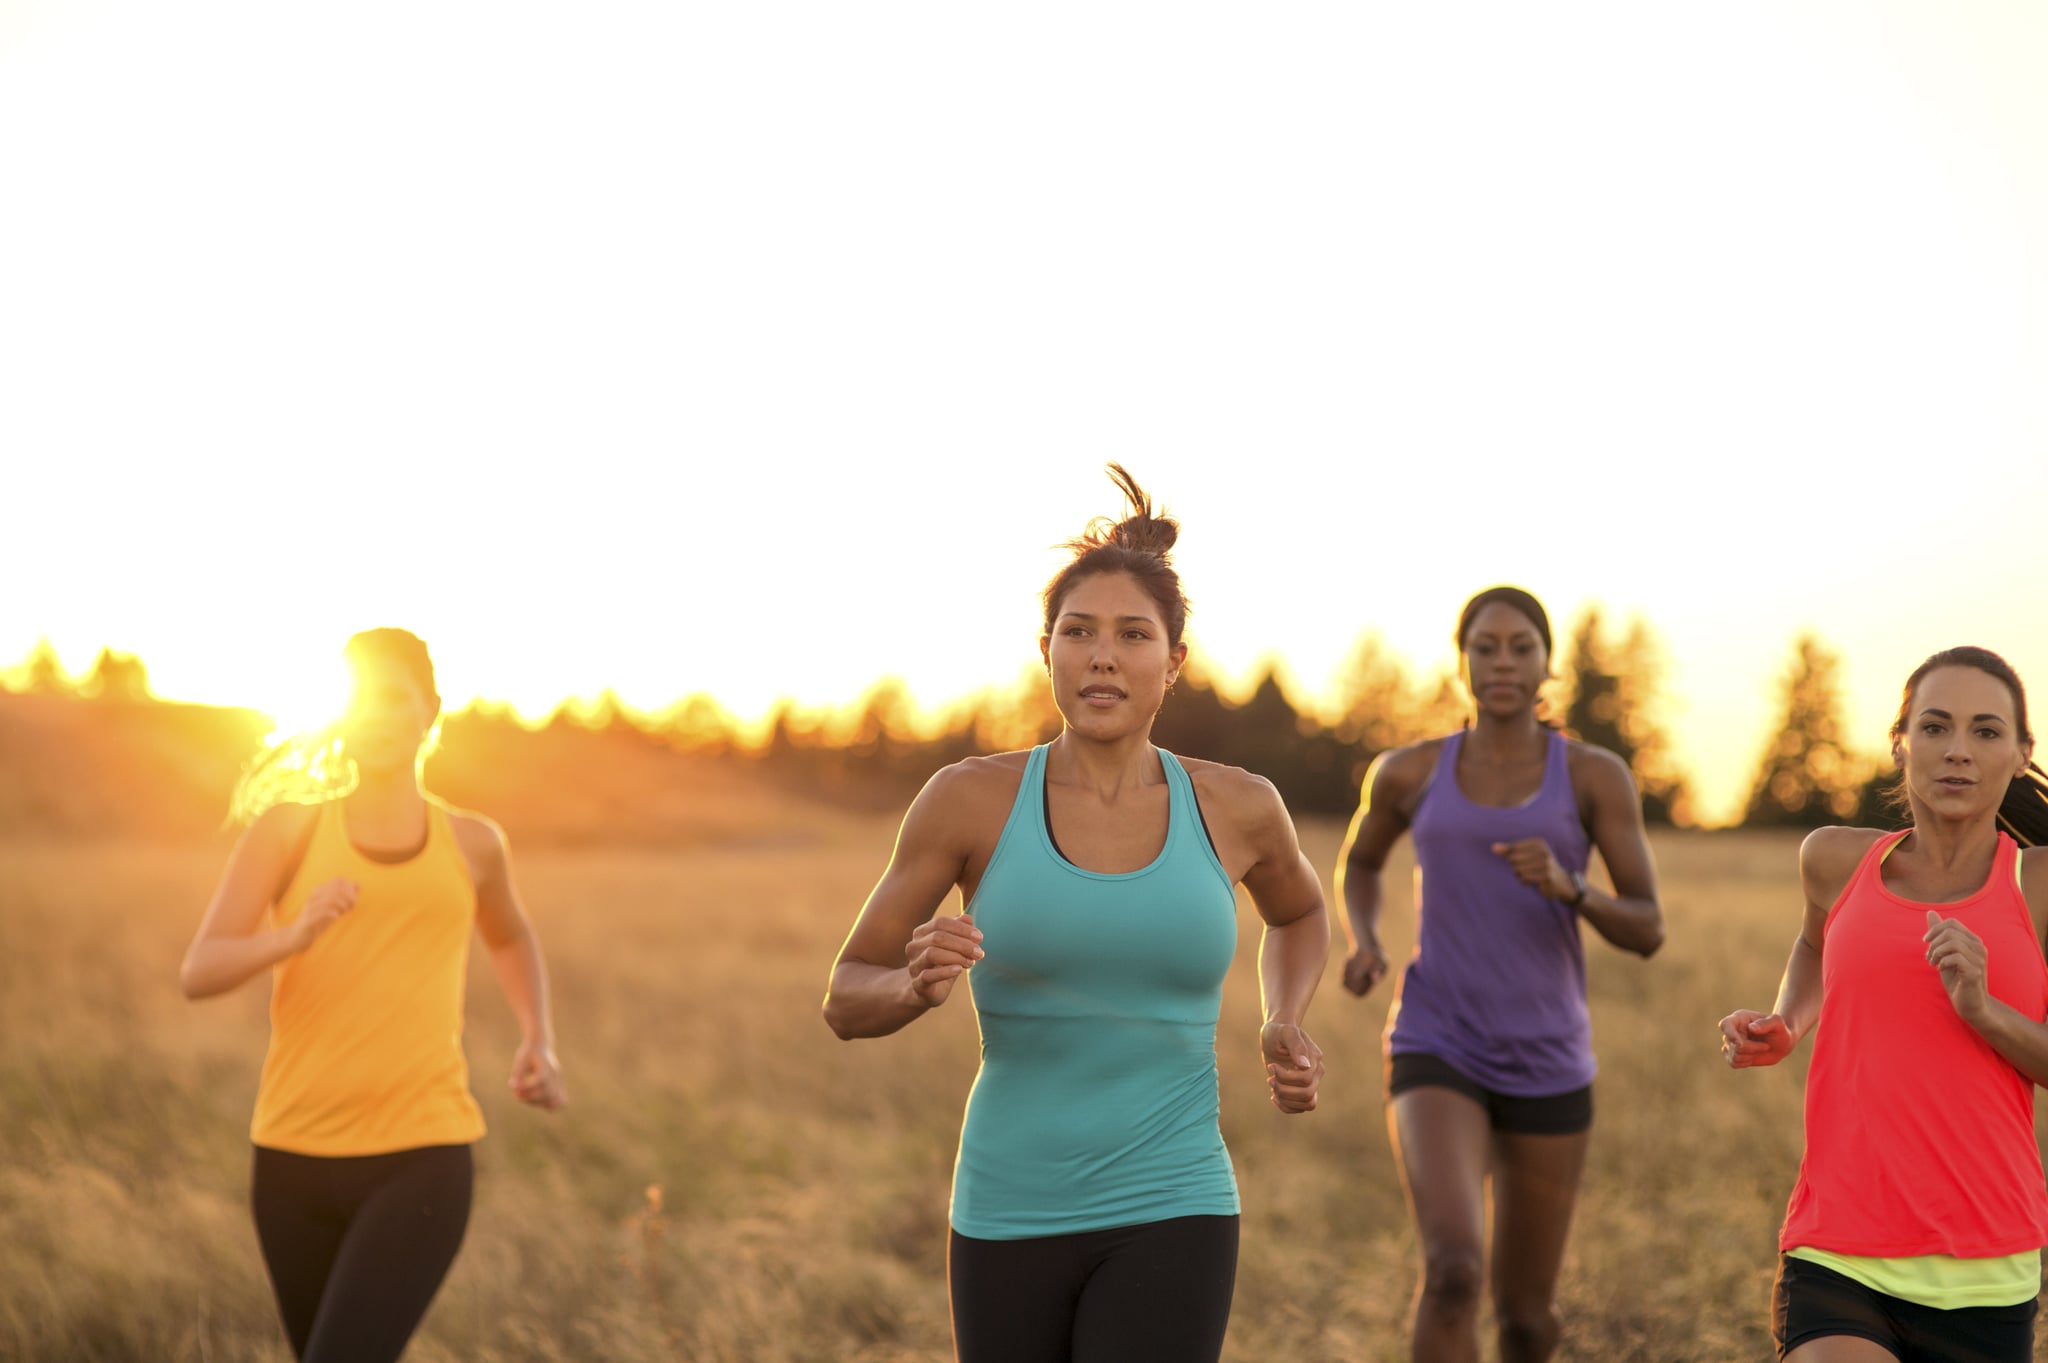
[949,743,1242,1239]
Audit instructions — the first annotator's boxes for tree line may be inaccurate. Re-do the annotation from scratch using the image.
[738,611,1890,826]
[0,622,1900,828]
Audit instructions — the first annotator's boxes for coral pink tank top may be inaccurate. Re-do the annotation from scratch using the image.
[1781,831,2048,1257]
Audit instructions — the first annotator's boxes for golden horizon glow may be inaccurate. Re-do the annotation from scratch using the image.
[15,623,2048,832]
[5,4,2046,828]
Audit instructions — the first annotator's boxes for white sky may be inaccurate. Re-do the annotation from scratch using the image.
[4,1,2045,825]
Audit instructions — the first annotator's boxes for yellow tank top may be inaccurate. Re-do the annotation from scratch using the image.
[250,796,487,1155]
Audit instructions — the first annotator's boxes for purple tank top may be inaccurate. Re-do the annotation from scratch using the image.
[1385,728,1596,1096]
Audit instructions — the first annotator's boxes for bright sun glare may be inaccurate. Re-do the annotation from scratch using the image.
[257,660,354,750]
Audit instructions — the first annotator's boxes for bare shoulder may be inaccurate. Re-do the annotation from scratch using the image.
[1181,756,1287,829]
[434,798,511,868]
[923,750,1028,803]
[1799,825,1886,901]
[903,751,1030,844]
[2020,844,2048,897]
[1181,758,1296,867]
[250,798,322,846]
[1369,737,1446,800]
[1368,732,1449,806]
[1564,738,1635,789]
[1563,740,1641,822]
[237,799,324,878]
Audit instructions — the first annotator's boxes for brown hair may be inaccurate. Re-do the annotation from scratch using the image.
[1887,645,2048,845]
[1040,464,1189,646]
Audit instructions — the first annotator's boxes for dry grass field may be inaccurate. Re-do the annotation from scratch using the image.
[5,807,2044,1362]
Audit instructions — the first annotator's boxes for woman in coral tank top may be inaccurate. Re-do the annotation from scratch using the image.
[1721,646,2048,1363]
[179,629,565,1363]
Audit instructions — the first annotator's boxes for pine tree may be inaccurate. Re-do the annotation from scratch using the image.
[1560,607,1625,756]
[14,638,69,694]
[1743,634,1879,827]
[79,647,151,701]
[1558,609,1692,825]
[1330,632,1426,755]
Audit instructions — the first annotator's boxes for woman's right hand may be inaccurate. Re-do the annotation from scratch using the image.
[289,878,358,953]
[906,912,983,1008]
[1718,1009,1795,1068]
[1342,938,1389,997]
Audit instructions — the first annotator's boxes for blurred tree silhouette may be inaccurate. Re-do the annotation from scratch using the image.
[1558,608,1691,825]
[79,647,151,702]
[967,666,1061,755]
[1743,633,1881,827]
[1328,633,1465,755]
[658,693,739,757]
[1,625,1712,823]
[1153,660,1360,812]
[10,639,71,694]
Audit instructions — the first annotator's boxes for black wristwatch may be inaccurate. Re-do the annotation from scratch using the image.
[1565,870,1589,909]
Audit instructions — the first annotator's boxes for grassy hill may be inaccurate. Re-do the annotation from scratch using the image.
[0,692,857,848]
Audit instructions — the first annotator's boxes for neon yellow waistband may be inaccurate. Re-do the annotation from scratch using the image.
[1787,1246,2041,1309]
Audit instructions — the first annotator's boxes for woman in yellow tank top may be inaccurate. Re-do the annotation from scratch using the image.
[180,628,565,1363]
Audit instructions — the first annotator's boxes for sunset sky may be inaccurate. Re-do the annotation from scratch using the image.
[4,2,2044,826]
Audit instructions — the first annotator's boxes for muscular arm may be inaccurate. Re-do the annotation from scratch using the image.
[1236,777,1329,1030]
[1928,844,2048,1085]
[1720,826,1866,1067]
[180,804,326,999]
[1572,748,1665,957]
[463,815,563,1105]
[823,764,984,1040]
[1331,748,1422,996]
[1222,771,1329,1113]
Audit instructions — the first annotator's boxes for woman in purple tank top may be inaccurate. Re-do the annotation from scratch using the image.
[1334,586,1665,1363]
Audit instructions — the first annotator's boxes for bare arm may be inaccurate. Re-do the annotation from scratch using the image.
[1196,769,1327,1113]
[465,814,565,1111]
[1923,844,2048,1085]
[1570,747,1664,956]
[180,805,351,999]
[823,764,985,1040]
[1240,778,1330,1026]
[1331,748,1422,997]
[1719,826,1865,1068]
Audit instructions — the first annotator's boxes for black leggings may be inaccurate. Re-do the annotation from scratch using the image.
[251,1143,473,1363]
[949,1214,1240,1363]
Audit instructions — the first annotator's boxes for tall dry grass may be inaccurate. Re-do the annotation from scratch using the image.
[5,816,2042,1361]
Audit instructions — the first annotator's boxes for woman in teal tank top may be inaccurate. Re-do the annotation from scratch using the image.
[824,466,1332,1363]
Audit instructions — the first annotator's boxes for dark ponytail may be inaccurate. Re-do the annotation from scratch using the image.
[1998,763,2048,848]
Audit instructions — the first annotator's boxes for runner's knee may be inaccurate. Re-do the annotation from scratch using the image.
[1418,1245,1484,1315]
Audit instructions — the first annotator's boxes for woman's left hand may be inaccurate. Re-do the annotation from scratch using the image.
[1261,1021,1323,1114]
[510,1040,567,1112]
[1925,910,1991,1024]
[1491,838,1575,903]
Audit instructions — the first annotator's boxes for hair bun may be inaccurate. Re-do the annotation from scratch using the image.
[1079,463,1179,557]
[1106,511,1177,556]
[1042,464,1191,646]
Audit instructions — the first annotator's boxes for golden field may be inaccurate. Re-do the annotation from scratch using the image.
[5,806,2044,1363]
